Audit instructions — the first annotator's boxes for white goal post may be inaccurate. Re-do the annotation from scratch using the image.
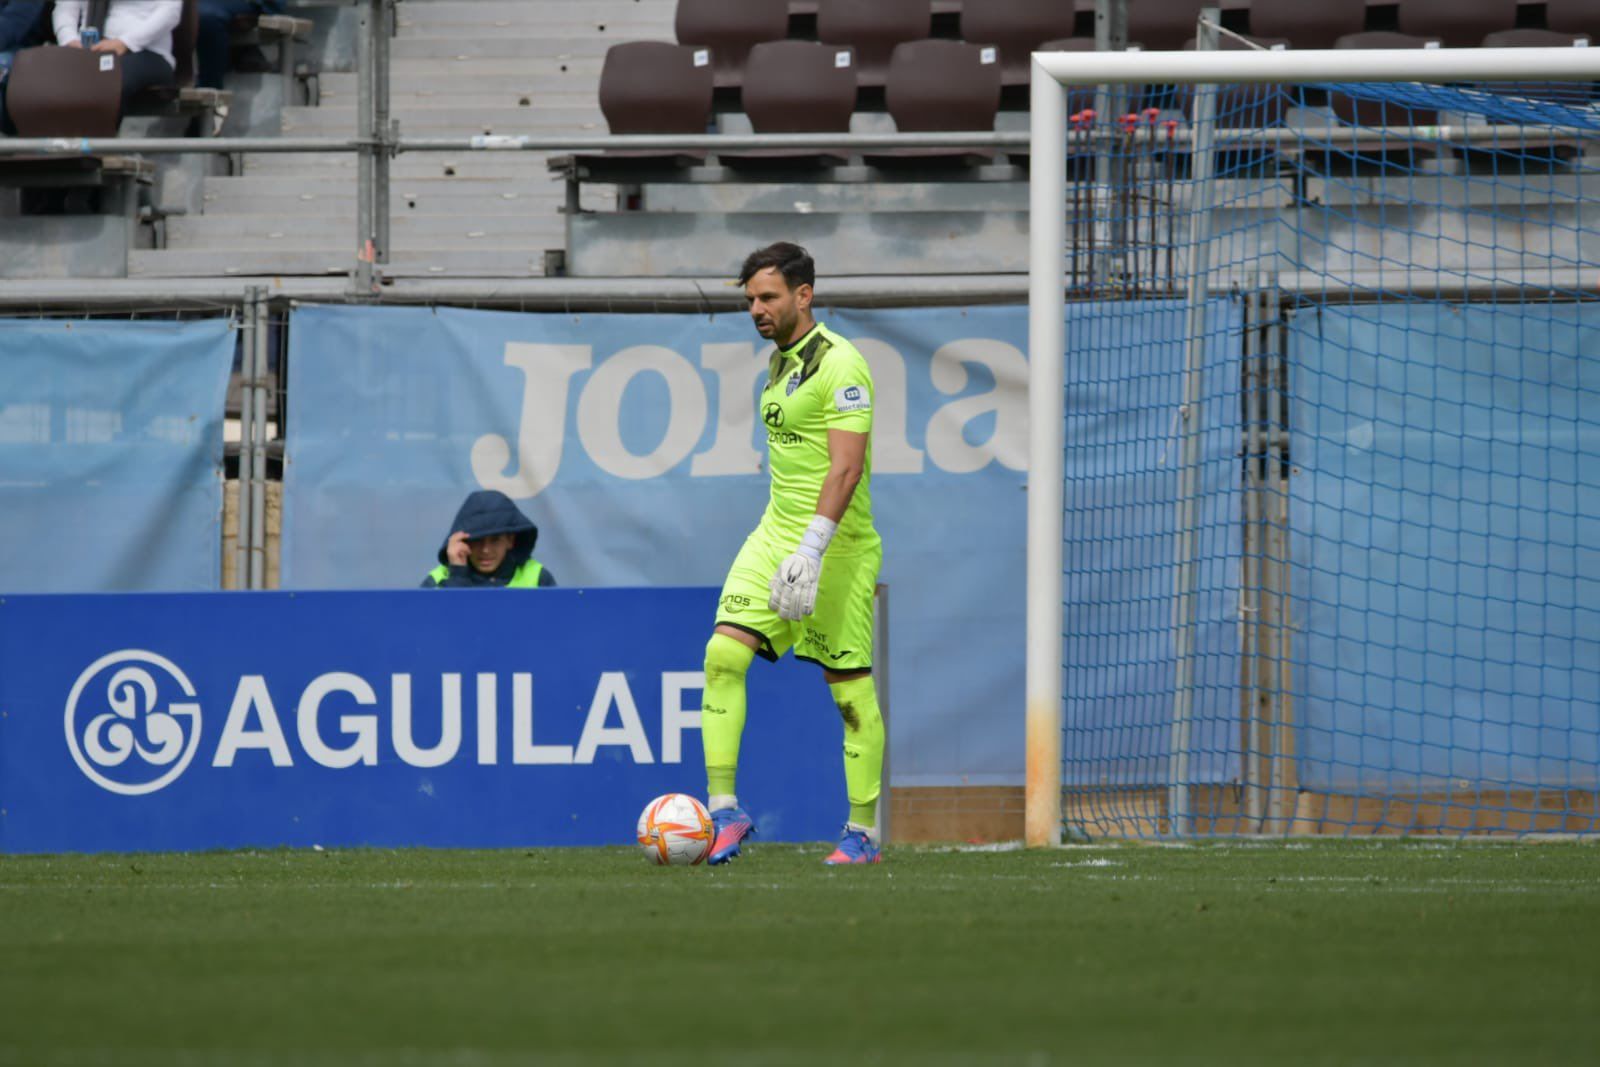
[1025,43,1600,846]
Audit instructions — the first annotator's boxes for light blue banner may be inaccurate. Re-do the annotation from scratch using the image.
[1291,304,1600,791]
[284,304,1028,785]
[0,318,235,593]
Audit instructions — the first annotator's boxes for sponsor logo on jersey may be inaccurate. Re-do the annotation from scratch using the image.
[762,402,785,427]
[835,384,870,413]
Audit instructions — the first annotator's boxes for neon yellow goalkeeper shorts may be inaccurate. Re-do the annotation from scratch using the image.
[714,526,881,671]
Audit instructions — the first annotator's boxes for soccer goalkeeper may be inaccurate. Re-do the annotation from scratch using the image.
[702,241,885,866]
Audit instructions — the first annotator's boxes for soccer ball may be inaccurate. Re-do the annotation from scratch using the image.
[636,793,713,866]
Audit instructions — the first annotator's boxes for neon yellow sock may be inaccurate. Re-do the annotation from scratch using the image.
[702,633,753,799]
[829,674,884,829]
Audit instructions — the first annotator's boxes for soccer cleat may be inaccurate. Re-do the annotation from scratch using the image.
[823,827,881,865]
[707,806,757,865]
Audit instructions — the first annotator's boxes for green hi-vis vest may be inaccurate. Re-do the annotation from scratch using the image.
[428,559,545,587]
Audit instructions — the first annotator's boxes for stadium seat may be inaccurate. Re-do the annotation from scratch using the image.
[816,0,932,89]
[675,0,789,91]
[566,41,715,176]
[862,39,1002,169]
[1246,0,1366,51]
[1394,0,1519,49]
[957,0,1076,87]
[1,47,151,257]
[1545,0,1600,38]
[1127,0,1209,52]
[720,41,858,169]
[4,46,122,137]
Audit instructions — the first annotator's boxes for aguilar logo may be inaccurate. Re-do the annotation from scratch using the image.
[64,650,202,796]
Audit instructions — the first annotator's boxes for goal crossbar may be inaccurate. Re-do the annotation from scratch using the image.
[1031,46,1600,87]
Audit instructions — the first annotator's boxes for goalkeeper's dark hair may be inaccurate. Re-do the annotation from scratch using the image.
[738,242,815,290]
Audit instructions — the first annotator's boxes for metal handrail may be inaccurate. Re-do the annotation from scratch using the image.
[2,124,1595,156]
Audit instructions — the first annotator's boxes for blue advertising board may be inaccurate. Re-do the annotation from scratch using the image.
[0,588,847,854]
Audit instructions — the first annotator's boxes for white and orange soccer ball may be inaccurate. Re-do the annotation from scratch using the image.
[636,793,714,866]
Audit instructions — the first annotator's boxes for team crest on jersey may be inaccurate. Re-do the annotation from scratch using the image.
[834,384,871,412]
[785,372,801,396]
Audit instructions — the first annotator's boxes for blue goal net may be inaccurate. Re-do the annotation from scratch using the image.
[1059,72,1600,838]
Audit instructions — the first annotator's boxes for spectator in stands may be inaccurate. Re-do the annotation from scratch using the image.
[0,1,48,136]
[421,489,558,589]
[53,0,180,115]
[197,0,285,91]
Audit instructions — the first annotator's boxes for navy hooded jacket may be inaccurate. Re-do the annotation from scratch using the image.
[421,490,556,588]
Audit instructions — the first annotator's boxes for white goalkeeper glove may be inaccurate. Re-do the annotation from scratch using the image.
[769,515,837,621]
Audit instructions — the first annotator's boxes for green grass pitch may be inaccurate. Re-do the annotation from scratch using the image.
[2,840,1597,1065]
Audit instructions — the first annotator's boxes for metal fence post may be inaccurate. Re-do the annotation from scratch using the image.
[354,0,377,293]
[1093,0,1129,295]
[375,0,392,270]
[1167,7,1222,837]
[235,289,261,589]
[248,296,271,590]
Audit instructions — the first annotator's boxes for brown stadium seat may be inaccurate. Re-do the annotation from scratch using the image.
[1329,32,1441,130]
[1545,0,1600,37]
[674,0,789,90]
[1128,0,1209,52]
[1179,35,1292,129]
[720,40,858,169]
[957,0,1077,87]
[1395,0,1519,49]
[585,41,716,167]
[1246,0,1366,51]
[862,38,1002,170]
[4,45,123,137]
[816,0,932,89]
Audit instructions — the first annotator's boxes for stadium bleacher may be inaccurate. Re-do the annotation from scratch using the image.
[0,0,1584,282]
[143,0,673,278]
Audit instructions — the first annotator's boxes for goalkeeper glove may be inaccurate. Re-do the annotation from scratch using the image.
[769,514,837,621]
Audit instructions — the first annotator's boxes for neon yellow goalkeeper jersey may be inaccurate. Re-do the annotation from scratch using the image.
[755,321,878,551]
